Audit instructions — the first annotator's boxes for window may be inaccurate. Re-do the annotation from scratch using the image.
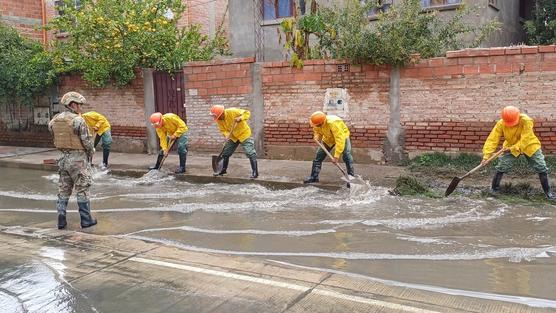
[263,0,305,20]
[366,0,392,17]
[421,0,462,7]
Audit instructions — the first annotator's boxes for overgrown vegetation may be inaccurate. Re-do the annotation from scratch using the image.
[279,0,500,67]
[392,175,440,197]
[46,0,229,87]
[410,152,556,177]
[524,0,556,45]
[0,22,57,105]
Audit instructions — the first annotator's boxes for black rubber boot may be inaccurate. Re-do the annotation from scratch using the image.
[213,157,229,176]
[345,159,355,188]
[489,172,504,196]
[78,201,97,228]
[149,153,164,170]
[303,161,322,184]
[539,172,556,201]
[102,148,110,168]
[175,154,186,174]
[249,156,258,179]
[56,198,68,230]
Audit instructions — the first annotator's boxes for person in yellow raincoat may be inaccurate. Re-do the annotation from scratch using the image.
[82,111,112,169]
[482,106,556,200]
[149,112,189,173]
[209,105,258,179]
[303,111,354,185]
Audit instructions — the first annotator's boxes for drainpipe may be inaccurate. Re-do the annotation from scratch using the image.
[41,0,47,46]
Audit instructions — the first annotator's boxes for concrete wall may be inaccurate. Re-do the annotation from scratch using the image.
[228,0,256,58]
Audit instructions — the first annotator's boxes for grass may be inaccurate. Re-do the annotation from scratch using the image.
[409,152,556,177]
[399,152,556,203]
[391,175,441,198]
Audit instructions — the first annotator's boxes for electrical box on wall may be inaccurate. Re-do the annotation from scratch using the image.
[323,88,350,118]
[34,107,51,125]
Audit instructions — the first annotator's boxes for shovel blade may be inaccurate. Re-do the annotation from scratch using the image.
[445,177,462,197]
[212,155,224,174]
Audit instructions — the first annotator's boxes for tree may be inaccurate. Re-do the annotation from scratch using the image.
[0,22,57,106]
[524,0,556,45]
[363,0,499,163]
[47,0,229,87]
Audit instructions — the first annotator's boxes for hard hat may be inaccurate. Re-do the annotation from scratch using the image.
[309,111,326,127]
[501,106,520,127]
[150,112,163,128]
[210,105,225,121]
[60,91,86,107]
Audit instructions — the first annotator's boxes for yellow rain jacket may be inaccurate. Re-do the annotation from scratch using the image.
[482,114,541,160]
[82,111,111,136]
[156,113,188,151]
[313,115,350,159]
[216,108,251,143]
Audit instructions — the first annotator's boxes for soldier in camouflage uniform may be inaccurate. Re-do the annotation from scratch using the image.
[48,91,97,229]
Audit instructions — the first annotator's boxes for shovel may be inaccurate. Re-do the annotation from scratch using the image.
[314,139,366,188]
[212,121,238,174]
[445,147,507,197]
[155,139,176,172]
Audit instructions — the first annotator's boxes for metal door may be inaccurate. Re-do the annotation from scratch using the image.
[153,71,186,121]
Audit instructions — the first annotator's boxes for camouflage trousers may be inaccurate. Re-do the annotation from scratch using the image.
[57,151,92,203]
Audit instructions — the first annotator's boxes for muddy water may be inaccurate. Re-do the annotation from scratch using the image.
[1,168,556,307]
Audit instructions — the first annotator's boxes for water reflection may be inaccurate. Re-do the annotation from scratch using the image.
[0,248,97,313]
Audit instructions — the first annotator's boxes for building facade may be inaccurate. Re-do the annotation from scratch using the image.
[229,0,535,62]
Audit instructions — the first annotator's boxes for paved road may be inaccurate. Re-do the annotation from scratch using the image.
[2,226,555,313]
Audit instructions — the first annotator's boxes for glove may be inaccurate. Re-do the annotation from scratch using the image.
[510,145,521,155]
[313,134,322,142]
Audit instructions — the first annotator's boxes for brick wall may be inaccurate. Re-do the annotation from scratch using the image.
[183,57,254,152]
[400,46,556,156]
[262,60,390,154]
[178,0,229,37]
[1,0,44,41]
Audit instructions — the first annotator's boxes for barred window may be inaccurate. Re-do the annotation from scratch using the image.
[421,0,462,7]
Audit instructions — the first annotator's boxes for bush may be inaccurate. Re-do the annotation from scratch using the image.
[0,22,57,105]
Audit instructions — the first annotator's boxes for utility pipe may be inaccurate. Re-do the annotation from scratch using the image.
[40,0,47,46]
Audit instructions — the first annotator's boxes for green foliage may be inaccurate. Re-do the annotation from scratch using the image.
[279,0,500,67]
[392,175,440,197]
[0,22,57,105]
[46,0,229,87]
[279,1,332,68]
[410,152,482,171]
[524,0,556,45]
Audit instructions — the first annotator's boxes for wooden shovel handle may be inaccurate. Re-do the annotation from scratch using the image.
[314,139,349,178]
[461,147,507,179]
[159,139,176,170]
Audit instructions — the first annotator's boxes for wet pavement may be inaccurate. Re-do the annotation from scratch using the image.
[1,146,556,312]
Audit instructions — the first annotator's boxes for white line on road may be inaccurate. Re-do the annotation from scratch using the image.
[129,256,440,313]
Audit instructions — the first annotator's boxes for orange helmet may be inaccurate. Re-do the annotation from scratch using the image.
[150,112,163,128]
[309,111,326,127]
[210,105,225,121]
[501,106,520,127]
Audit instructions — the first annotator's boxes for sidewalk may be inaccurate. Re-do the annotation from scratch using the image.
[0,146,406,189]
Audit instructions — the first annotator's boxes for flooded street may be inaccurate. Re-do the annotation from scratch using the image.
[1,167,556,311]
